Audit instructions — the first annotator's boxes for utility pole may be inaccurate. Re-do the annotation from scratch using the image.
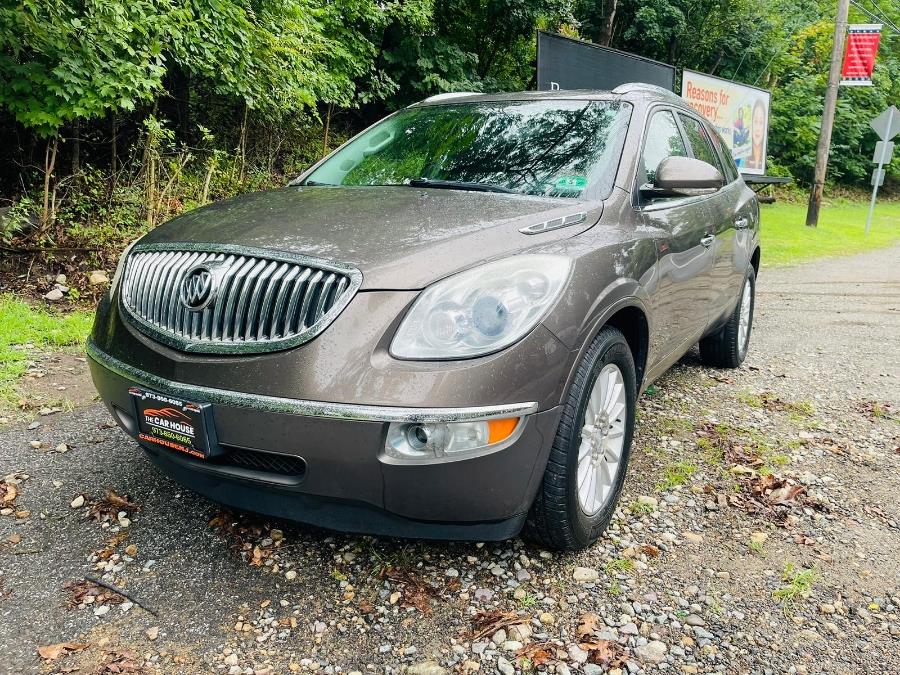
[806,0,850,228]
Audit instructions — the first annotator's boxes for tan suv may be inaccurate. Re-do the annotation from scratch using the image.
[88,84,760,550]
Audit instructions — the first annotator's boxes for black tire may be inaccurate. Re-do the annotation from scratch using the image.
[524,326,637,551]
[700,266,756,369]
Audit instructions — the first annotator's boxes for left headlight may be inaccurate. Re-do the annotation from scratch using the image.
[390,254,571,360]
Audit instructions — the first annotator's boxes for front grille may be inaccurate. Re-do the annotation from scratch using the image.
[120,245,361,353]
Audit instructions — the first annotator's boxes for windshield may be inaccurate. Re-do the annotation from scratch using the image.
[302,100,632,200]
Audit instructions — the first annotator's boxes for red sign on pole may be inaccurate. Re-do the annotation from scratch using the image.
[841,24,882,86]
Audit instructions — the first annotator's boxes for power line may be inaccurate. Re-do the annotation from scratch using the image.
[850,0,900,33]
[863,0,900,33]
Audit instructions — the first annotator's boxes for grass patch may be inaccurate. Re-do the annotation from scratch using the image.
[748,539,765,554]
[605,557,635,575]
[760,201,900,267]
[773,562,817,610]
[629,500,655,515]
[656,460,697,491]
[0,294,93,407]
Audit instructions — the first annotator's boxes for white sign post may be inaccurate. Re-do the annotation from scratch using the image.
[865,105,900,235]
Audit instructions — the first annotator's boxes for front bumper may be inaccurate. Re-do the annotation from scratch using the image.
[88,340,562,540]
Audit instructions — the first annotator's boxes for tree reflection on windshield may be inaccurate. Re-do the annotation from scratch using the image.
[305,100,632,199]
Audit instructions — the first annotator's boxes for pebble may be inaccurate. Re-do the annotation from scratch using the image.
[70,495,85,508]
[635,640,668,664]
[146,626,159,640]
[496,658,514,675]
[539,612,556,625]
[573,566,600,583]
[568,644,589,664]
[685,614,706,626]
[405,663,447,675]
[285,570,297,580]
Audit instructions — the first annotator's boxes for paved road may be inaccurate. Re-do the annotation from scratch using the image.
[1,245,898,674]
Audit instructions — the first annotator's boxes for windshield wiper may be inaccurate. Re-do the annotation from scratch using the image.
[407,177,516,194]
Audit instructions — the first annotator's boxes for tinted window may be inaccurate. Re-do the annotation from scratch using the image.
[642,110,687,184]
[679,114,722,172]
[704,123,740,183]
[304,100,633,199]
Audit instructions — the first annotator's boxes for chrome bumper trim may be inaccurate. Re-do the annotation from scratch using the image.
[86,340,539,423]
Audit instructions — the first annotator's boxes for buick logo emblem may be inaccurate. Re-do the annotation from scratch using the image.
[179,264,216,311]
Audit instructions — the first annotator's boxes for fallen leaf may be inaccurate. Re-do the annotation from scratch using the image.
[641,544,660,558]
[516,641,554,666]
[37,642,89,660]
[579,639,628,666]
[576,612,601,639]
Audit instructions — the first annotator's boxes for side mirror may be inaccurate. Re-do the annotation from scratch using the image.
[642,156,724,198]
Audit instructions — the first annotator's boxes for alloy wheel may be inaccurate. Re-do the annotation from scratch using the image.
[576,363,627,515]
[738,277,752,357]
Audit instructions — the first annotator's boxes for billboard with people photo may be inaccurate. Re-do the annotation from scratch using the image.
[681,69,771,175]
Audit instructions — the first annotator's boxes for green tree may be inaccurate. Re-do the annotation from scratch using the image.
[0,0,168,223]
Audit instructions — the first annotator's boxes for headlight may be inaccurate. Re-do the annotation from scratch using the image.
[390,255,571,359]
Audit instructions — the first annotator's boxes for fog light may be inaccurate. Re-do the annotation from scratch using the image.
[384,417,522,460]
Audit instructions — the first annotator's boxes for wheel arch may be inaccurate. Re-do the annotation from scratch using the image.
[560,298,651,406]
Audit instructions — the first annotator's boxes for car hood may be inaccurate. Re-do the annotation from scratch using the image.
[139,185,601,289]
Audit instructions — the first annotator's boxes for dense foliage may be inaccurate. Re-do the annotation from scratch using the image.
[0,0,897,262]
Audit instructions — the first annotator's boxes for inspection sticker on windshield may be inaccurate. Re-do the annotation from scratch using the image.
[129,387,214,459]
[555,175,587,190]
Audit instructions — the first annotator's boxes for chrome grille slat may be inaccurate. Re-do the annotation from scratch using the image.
[119,246,359,354]
[295,269,323,334]
[256,263,290,340]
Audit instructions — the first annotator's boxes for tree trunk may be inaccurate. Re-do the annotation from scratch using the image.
[238,104,248,183]
[41,137,58,228]
[599,0,618,46]
[322,103,333,157]
[71,118,81,178]
[110,114,118,177]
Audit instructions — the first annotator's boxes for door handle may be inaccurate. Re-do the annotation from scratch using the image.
[700,234,715,248]
[734,217,749,230]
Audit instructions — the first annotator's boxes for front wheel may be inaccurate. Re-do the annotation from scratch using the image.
[700,266,756,369]
[524,326,636,551]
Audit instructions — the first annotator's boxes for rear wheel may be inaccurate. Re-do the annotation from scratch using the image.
[524,326,636,551]
[699,266,755,369]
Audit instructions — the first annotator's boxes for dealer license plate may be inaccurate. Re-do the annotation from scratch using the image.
[129,387,216,459]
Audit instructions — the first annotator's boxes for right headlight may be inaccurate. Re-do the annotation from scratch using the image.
[390,254,571,360]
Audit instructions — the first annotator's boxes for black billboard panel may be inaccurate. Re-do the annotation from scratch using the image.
[536,31,675,92]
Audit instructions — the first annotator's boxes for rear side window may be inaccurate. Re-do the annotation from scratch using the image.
[642,110,687,184]
[704,123,740,183]
[679,114,722,173]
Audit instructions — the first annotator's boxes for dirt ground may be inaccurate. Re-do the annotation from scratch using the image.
[1,245,898,675]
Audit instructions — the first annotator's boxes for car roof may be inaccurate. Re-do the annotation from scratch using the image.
[411,83,687,108]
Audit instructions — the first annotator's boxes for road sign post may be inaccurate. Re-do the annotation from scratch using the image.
[865,105,899,235]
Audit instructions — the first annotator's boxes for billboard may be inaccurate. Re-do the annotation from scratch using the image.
[537,31,675,92]
[681,69,771,175]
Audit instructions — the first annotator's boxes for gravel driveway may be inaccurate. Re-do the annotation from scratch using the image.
[2,244,898,675]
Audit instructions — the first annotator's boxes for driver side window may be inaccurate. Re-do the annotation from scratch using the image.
[642,110,687,185]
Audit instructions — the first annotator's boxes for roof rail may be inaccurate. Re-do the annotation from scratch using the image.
[422,92,481,102]
[612,82,682,102]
